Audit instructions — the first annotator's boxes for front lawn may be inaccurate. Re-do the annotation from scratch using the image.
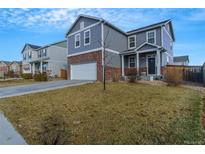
[0,82,203,144]
[0,79,37,88]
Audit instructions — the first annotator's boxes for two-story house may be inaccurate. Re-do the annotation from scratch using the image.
[21,40,68,77]
[66,14,175,81]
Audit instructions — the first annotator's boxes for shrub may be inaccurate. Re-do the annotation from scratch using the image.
[34,72,48,81]
[112,72,120,82]
[127,68,138,83]
[21,73,33,79]
[164,66,183,86]
[37,113,72,145]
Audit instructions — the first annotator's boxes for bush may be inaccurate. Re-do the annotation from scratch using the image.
[37,113,72,145]
[164,66,183,86]
[21,73,33,79]
[112,72,120,82]
[127,68,138,83]
[34,72,48,81]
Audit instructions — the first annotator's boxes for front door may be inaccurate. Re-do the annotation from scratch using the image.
[148,57,156,74]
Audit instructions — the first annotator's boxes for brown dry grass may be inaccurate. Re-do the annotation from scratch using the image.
[0,82,203,144]
[0,79,37,88]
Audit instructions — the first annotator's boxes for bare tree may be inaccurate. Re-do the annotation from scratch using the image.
[98,28,113,90]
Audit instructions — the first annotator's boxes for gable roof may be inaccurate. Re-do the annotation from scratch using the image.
[173,56,189,63]
[127,19,175,41]
[0,60,11,65]
[65,14,126,37]
[10,61,22,65]
[21,43,41,53]
[35,40,67,50]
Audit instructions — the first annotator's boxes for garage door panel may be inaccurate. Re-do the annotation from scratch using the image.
[71,62,97,80]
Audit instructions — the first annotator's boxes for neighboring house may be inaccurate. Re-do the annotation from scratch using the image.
[0,60,11,75]
[21,40,68,77]
[173,56,189,66]
[66,14,175,81]
[9,61,22,75]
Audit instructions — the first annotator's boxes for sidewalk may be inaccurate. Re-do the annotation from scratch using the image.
[0,113,27,145]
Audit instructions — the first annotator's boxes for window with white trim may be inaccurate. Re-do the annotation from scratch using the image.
[129,56,136,68]
[23,54,26,60]
[84,29,91,45]
[28,51,32,59]
[75,34,80,48]
[80,21,84,29]
[147,31,156,44]
[128,35,136,49]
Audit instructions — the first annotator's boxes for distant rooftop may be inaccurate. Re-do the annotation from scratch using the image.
[174,56,189,63]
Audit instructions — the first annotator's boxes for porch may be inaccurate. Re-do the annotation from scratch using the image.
[31,61,48,75]
[121,50,161,77]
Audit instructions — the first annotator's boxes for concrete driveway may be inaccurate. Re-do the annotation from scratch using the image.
[0,80,92,99]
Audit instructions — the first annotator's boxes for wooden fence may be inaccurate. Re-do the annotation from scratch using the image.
[60,69,67,79]
[164,65,204,84]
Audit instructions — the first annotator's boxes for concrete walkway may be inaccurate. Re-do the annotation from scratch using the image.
[0,80,92,99]
[0,113,27,145]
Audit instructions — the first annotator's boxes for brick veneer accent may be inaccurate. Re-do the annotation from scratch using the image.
[67,50,121,81]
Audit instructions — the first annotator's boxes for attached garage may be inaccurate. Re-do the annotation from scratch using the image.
[71,62,97,80]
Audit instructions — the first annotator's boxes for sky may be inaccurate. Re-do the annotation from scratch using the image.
[0,8,205,65]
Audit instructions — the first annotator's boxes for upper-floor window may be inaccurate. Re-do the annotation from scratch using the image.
[28,51,32,59]
[23,54,26,60]
[84,29,91,45]
[129,56,136,68]
[80,21,84,29]
[38,50,42,58]
[170,42,173,50]
[43,48,47,57]
[75,33,80,48]
[147,30,156,44]
[128,35,136,49]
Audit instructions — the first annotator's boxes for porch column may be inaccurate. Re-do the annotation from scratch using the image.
[136,52,139,75]
[121,55,125,76]
[32,63,35,75]
[40,61,43,73]
[157,50,161,76]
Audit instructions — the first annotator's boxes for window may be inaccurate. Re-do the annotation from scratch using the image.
[43,48,47,57]
[80,21,84,29]
[28,51,32,59]
[170,42,173,50]
[129,56,136,68]
[75,34,80,48]
[38,50,41,58]
[147,30,156,44]
[23,54,26,60]
[128,35,136,49]
[42,63,48,72]
[84,29,90,45]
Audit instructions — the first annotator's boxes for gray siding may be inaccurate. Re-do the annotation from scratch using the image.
[69,17,99,34]
[138,44,158,51]
[68,24,102,55]
[162,26,173,63]
[104,24,127,52]
[128,27,162,49]
[105,50,121,67]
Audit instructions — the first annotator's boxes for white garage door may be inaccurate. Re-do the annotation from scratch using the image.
[71,62,97,80]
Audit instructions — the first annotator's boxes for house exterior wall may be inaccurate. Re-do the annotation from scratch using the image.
[173,61,189,66]
[22,46,35,74]
[46,45,68,76]
[0,62,9,74]
[69,17,100,34]
[127,27,162,49]
[9,63,22,75]
[68,23,102,55]
[104,24,127,52]
[162,25,174,64]
[67,50,121,81]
